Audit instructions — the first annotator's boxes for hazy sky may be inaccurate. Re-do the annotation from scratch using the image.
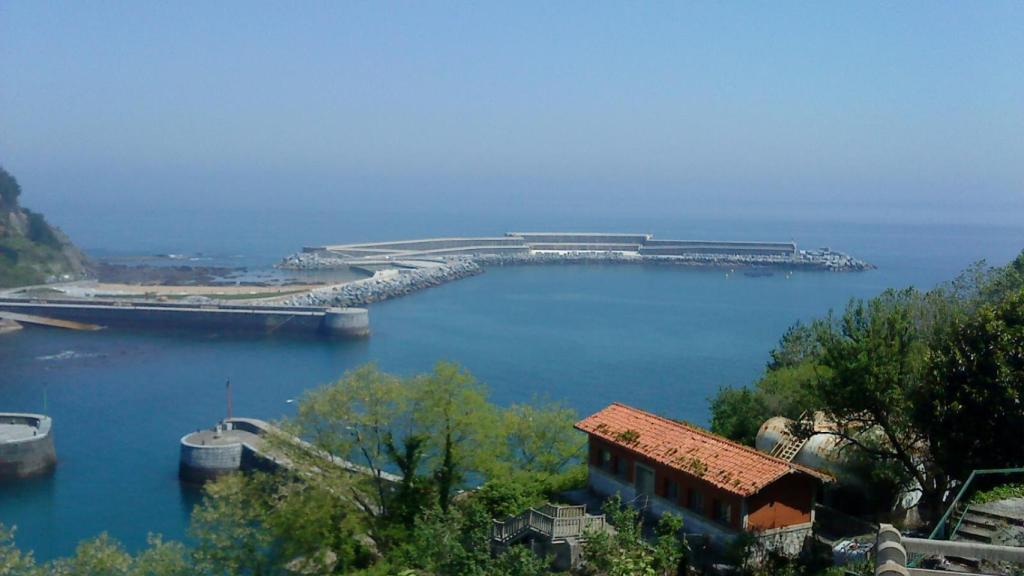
[2,2,1022,220]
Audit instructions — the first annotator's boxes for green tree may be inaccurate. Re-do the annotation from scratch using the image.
[710,387,772,446]
[920,288,1024,481]
[24,211,60,248]
[409,362,501,512]
[293,362,404,522]
[495,400,586,486]
[130,535,192,576]
[384,433,435,529]
[189,473,278,575]
[767,322,821,370]
[0,166,20,208]
[812,289,946,518]
[265,481,370,574]
[979,251,1024,303]
[46,534,133,576]
[0,524,38,576]
[582,495,686,576]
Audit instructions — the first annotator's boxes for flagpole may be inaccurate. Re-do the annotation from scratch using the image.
[226,379,232,421]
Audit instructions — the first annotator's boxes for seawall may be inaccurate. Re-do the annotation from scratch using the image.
[284,231,871,273]
[0,298,369,338]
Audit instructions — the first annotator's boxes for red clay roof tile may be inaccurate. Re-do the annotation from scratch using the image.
[575,402,830,497]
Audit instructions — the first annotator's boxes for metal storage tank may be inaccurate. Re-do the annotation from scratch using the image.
[756,416,854,482]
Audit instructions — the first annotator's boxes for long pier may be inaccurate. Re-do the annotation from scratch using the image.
[0,297,368,338]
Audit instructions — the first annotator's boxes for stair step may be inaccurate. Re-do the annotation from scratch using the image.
[969,506,1024,527]
[959,514,999,531]
[954,524,996,542]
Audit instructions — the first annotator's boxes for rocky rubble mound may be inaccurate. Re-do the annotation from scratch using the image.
[278,251,350,269]
[282,258,482,307]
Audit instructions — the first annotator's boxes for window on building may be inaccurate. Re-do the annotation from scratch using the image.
[615,456,630,479]
[688,488,704,515]
[599,448,612,471]
[635,464,655,496]
[664,478,679,502]
[714,500,732,525]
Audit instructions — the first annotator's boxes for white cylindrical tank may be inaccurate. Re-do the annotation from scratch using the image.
[756,416,854,482]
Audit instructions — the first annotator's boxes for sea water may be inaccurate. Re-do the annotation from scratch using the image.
[1,211,1022,559]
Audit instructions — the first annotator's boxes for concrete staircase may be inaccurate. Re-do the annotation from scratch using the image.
[952,498,1024,546]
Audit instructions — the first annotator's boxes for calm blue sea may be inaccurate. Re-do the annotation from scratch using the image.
[1,207,1022,559]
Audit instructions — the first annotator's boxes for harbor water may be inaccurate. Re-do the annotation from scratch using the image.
[1,213,1022,559]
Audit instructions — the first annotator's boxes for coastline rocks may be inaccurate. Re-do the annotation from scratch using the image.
[0,318,22,334]
[473,250,873,272]
[279,251,349,270]
[282,258,482,307]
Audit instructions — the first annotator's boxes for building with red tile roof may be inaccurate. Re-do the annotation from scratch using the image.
[575,403,831,553]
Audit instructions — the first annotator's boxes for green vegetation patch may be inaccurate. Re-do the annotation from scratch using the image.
[970,483,1024,505]
[0,236,70,287]
[710,250,1024,522]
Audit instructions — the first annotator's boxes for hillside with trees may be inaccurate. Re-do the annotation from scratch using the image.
[710,252,1024,523]
[0,165,88,287]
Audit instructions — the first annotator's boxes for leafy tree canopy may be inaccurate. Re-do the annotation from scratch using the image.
[0,165,21,208]
[711,252,1024,522]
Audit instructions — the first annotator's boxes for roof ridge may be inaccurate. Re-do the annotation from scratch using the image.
[607,402,799,471]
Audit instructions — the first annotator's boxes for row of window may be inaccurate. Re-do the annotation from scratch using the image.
[597,447,732,525]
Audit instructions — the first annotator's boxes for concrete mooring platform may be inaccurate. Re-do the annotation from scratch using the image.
[0,413,56,480]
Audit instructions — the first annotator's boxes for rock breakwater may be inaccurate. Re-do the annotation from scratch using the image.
[276,239,872,307]
[474,250,872,271]
[281,258,482,307]
[278,251,349,270]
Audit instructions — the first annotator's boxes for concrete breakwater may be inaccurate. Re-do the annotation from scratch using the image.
[0,297,369,338]
[282,232,872,273]
[278,232,871,308]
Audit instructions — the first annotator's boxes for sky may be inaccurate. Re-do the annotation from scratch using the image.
[1,2,1022,225]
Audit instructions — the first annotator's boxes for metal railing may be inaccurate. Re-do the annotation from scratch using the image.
[492,504,606,544]
[903,467,1024,569]
[928,467,1024,541]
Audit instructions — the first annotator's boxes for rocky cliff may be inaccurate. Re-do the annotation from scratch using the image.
[0,166,89,287]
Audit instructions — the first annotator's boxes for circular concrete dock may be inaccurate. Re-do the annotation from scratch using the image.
[0,413,56,479]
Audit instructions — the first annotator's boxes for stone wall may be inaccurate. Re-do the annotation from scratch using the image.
[178,437,243,483]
